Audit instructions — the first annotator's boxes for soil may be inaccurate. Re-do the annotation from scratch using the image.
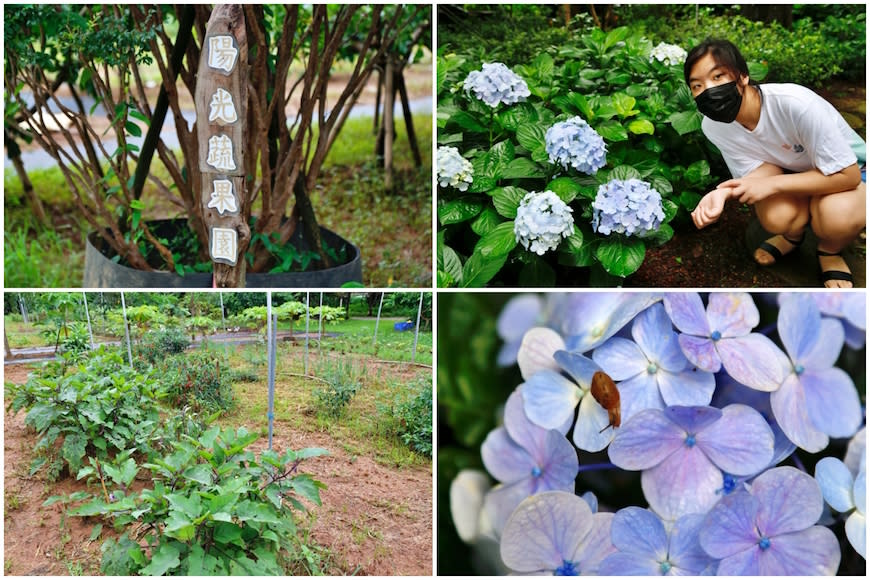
[3,364,432,576]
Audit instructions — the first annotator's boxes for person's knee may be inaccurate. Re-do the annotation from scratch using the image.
[756,199,808,234]
[810,191,866,240]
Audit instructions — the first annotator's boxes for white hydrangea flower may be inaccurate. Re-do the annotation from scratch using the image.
[463,62,531,108]
[649,42,687,67]
[514,190,574,255]
[437,146,474,191]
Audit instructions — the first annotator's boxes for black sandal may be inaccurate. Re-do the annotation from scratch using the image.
[817,250,854,286]
[755,232,805,265]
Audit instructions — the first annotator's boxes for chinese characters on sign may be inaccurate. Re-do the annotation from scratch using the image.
[211,227,238,264]
[206,134,236,171]
[208,36,238,73]
[209,88,238,124]
[208,179,239,215]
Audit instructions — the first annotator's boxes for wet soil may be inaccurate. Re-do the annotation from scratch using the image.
[3,364,432,576]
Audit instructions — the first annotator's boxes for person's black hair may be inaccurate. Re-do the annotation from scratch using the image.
[684,38,762,96]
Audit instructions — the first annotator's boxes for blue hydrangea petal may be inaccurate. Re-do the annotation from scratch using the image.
[844,427,865,476]
[517,327,566,380]
[615,373,665,422]
[610,506,668,558]
[845,509,866,558]
[714,547,762,575]
[706,293,759,337]
[677,334,721,372]
[695,404,774,476]
[481,426,534,483]
[497,294,543,341]
[699,490,761,558]
[854,469,865,514]
[573,392,618,452]
[642,447,722,521]
[561,294,662,352]
[716,334,788,391]
[663,293,710,336]
[503,389,547,450]
[538,429,582,490]
[663,405,722,433]
[758,526,841,575]
[668,513,712,575]
[523,369,582,430]
[815,457,855,513]
[482,479,536,534]
[497,340,522,367]
[555,350,600,387]
[573,512,617,573]
[592,337,649,381]
[500,491,594,573]
[631,304,686,372]
[802,318,845,369]
[777,294,822,362]
[770,374,829,452]
[656,367,716,407]
[801,367,862,438]
[598,552,660,576]
[608,409,686,469]
[753,466,823,537]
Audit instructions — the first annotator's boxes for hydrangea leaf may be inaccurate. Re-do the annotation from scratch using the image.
[595,237,645,277]
[490,186,527,219]
[474,221,517,257]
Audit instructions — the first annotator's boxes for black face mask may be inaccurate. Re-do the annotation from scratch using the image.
[694,81,743,123]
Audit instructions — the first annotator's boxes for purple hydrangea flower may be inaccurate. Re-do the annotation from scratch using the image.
[500,490,616,575]
[463,62,530,108]
[480,389,578,533]
[771,294,862,452]
[663,293,788,391]
[593,303,716,422]
[699,466,841,575]
[496,294,544,367]
[599,507,714,575]
[608,405,775,521]
[514,190,575,255]
[815,457,866,559]
[592,178,665,237]
[806,293,866,349]
[545,116,607,175]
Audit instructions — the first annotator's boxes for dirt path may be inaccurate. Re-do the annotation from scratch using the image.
[3,364,432,576]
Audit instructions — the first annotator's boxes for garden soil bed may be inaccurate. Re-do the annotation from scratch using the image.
[3,364,432,576]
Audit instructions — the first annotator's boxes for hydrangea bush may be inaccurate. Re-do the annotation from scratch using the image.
[437,27,769,287]
[439,292,866,575]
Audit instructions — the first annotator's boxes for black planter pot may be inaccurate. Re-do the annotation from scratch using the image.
[83,219,362,288]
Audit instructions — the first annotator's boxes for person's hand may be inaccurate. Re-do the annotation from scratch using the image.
[691,188,730,229]
[717,176,778,205]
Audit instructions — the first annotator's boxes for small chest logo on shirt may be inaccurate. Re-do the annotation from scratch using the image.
[784,143,805,153]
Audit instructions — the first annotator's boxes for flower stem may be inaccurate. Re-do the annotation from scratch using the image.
[791,452,807,473]
[577,462,618,473]
[489,109,494,148]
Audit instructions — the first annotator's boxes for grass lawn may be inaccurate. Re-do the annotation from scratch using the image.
[4,112,432,288]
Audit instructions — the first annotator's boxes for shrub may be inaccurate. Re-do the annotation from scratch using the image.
[388,377,432,457]
[4,348,163,478]
[229,368,260,383]
[312,357,363,417]
[437,27,745,286]
[65,426,328,575]
[155,351,234,413]
[58,321,92,362]
[136,327,191,365]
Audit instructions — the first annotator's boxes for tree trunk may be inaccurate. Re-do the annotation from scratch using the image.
[741,5,793,28]
[396,69,422,167]
[383,55,395,192]
[5,131,47,225]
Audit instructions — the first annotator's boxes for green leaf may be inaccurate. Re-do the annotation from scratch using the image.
[287,474,326,506]
[497,102,538,132]
[448,111,487,133]
[500,157,545,179]
[595,237,646,277]
[470,206,501,236]
[182,464,213,485]
[647,223,674,246]
[438,199,482,225]
[461,250,508,288]
[627,119,655,135]
[611,93,639,118]
[491,186,527,218]
[164,511,196,541]
[187,544,206,576]
[684,160,711,186]
[668,110,703,136]
[213,522,244,546]
[61,433,87,474]
[474,221,517,258]
[128,109,150,126]
[596,120,628,142]
[438,242,463,286]
[487,140,515,174]
[609,165,643,181]
[89,523,103,542]
[515,123,547,152]
[25,404,58,432]
[649,175,673,196]
[546,177,583,203]
[166,492,201,518]
[125,121,142,137]
[236,501,281,524]
[605,71,632,86]
[558,228,593,267]
[518,259,556,287]
[139,542,181,576]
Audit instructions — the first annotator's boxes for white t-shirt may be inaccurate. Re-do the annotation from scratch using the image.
[701,83,866,178]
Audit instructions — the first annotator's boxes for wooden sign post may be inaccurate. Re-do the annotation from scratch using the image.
[195,4,250,287]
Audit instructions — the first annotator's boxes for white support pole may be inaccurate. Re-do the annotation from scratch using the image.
[412,292,424,363]
[267,292,275,450]
[318,292,323,342]
[17,294,28,324]
[82,292,94,350]
[373,292,385,347]
[305,292,310,375]
[120,292,133,366]
[219,292,228,354]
